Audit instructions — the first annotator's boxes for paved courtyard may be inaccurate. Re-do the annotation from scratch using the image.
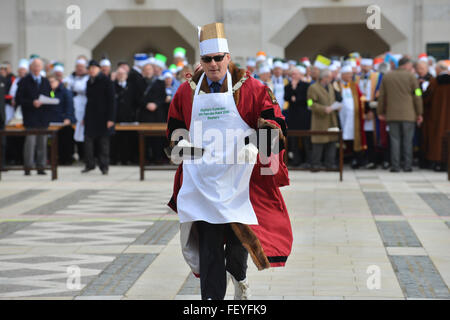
[0,166,449,300]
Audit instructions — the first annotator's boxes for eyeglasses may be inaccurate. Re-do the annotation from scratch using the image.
[200,54,226,63]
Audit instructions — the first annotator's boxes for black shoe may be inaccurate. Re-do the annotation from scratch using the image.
[100,167,109,175]
[81,167,95,173]
[351,159,360,169]
[382,162,390,170]
[403,168,413,172]
[300,163,311,170]
[37,169,47,175]
[390,168,400,173]
[24,169,31,176]
[310,166,321,173]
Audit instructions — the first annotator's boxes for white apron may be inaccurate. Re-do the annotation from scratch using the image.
[272,76,285,112]
[339,86,355,141]
[68,75,89,142]
[177,71,258,274]
[360,76,375,132]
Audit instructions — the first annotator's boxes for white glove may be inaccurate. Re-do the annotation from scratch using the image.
[237,143,258,164]
[177,139,193,148]
[369,101,378,109]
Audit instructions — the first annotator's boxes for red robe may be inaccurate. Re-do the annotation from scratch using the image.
[166,64,293,269]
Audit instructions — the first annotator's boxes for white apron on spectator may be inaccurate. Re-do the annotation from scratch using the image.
[339,86,355,141]
[67,74,89,142]
[272,76,285,112]
[177,71,258,225]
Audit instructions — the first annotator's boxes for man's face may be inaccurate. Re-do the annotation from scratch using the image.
[153,65,163,76]
[118,64,130,74]
[142,64,154,78]
[311,66,320,80]
[0,68,6,77]
[199,52,230,82]
[88,65,100,78]
[320,74,332,86]
[75,63,87,75]
[116,68,127,82]
[361,65,372,74]
[341,72,352,83]
[416,62,428,77]
[259,72,271,83]
[30,59,43,77]
[273,67,282,78]
[101,66,111,75]
[17,67,28,78]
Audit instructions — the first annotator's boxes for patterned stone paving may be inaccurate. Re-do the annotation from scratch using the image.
[364,192,403,216]
[0,166,448,300]
[389,255,450,299]
[375,221,422,247]
[418,193,450,217]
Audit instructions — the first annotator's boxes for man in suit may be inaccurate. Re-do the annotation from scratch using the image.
[377,57,423,172]
[138,63,166,162]
[307,68,341,171]
[15,58,52,175]
[82,60,116,175]
[110,67,137,165]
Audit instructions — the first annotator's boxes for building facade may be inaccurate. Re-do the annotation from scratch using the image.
[0,0,449,71]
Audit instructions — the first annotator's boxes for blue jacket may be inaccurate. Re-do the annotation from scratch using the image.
[48,83,75,123]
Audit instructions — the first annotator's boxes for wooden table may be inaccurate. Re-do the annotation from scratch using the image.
[135,123,170,181]
[0,125,63,180]
[287,130,344,181]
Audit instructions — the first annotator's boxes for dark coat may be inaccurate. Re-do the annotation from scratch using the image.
[84,73,116,138]
[114,81,136,123]
[48,83,75,123]
[15,74,52,128]
[423,73,450,162]
[284,81,311,130]
[137,77,166,123]
[127,68,144,114]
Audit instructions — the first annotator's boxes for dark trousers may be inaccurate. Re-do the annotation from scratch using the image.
[312,141,337,168]
[344,140,365,165]
[110,131,138,164]
[145,137,164,162]
[196,221,248,300]
[388,121,415,170]
[365,131,378,164]
[5,136,24,165]
[84,135,110,170]
[289,136,312,166]
[58,126,74,165]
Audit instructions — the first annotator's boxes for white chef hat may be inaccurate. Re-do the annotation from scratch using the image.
[18,59,29,70]
[100,59,111,67]
[340,65,353,74]
[361,58,373,66]
[258,64,271,74]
